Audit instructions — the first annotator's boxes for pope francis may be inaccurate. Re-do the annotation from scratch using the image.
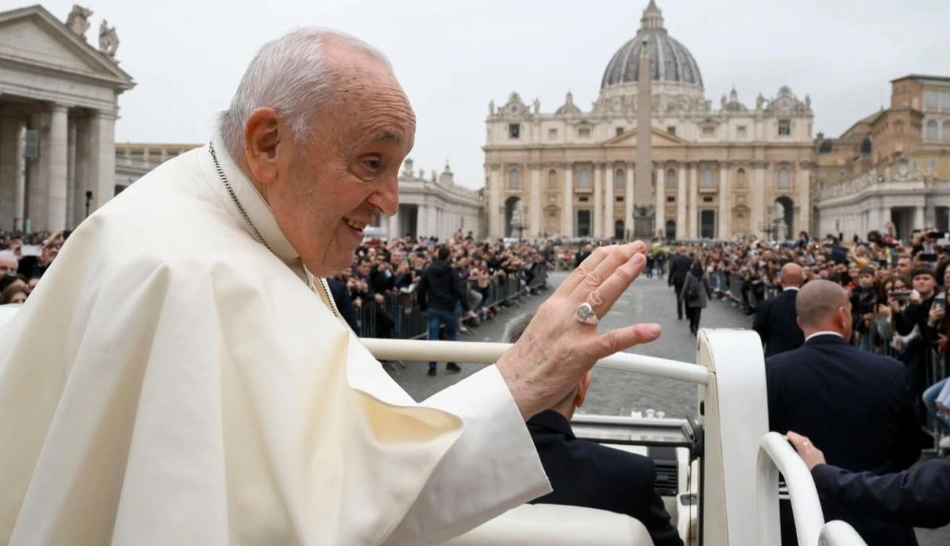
[0,28,661,545]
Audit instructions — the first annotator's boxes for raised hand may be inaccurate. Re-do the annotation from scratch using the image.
[496,242,662,420]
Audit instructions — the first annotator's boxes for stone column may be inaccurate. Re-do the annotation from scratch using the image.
[718,163,730,239]
[388,210,399,240]
[624,164,634,238]
[88,109,117,215]
[593,164,603,238]
[0,111,25,231]
[530,164,541,238]
[488,165,501,238]
[752,162,766,239]
[27,110,47,230]
[66,117,77,228]
[562,164,573,237]
[914,205,925,231]
[72,116,91,224]
[654,164,665,239]
[689,164,699,238]
[44,104,69,231]
[604,165,614,237]
[676,163,687,239]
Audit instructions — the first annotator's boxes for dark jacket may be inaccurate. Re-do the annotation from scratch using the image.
[766,334,921,546]
[680,270,712,309]
[526,410,683,546]
[850,285,878,336]
[327,278,359,335]
[668,255,691,288]
[812,457,950,530]
[752,288,805,357]
[417,260,470,313]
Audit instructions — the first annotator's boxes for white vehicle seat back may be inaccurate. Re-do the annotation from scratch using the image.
[437,504,656,546]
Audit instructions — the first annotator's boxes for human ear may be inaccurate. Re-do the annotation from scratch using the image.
[243,107,282,185]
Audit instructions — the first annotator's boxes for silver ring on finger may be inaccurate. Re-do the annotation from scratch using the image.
[575,302,600,325]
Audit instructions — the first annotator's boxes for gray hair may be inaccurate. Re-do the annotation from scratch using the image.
[218,27,393,159]
[503,312,535,344]
[0,250,18,269]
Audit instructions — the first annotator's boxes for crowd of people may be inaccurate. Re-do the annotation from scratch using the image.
[2,220,947,544]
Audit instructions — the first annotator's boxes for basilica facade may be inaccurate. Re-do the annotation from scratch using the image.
[483,1,815,241]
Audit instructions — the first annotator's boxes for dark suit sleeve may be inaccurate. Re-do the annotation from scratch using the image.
[812,460,950,529]
[627,461,685,546]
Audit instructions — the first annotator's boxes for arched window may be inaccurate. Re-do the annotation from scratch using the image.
[507,168,520,191]
[736,168,747,187]
[614,169,625,191]
[702,167,714,188]
[665,168,677,188]
[778,167,790,189]
[578,167,591,189]
[926,120,939,140]
[547,169,557,191]
[943,121,950,141]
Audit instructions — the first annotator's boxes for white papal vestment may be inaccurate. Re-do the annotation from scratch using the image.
[0,137,550,545]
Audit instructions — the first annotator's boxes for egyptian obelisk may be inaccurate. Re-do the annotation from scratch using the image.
[634,36,653,239]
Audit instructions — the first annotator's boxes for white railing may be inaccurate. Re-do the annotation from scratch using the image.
[758,432,826,545]
[364,333,862,546]
[757,432,867,546]
[361,338,709,384]
[819,521,868,546]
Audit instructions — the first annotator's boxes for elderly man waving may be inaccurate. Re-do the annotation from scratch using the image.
[0,28,660,546]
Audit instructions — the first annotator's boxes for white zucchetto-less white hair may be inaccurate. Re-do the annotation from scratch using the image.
[218,27,394,159]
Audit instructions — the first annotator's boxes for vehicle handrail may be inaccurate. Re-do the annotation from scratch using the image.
[757,432,826,546]
[818,520,868,546]
[361,338,709,385]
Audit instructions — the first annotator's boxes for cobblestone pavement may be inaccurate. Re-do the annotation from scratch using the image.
[388,271,948,544]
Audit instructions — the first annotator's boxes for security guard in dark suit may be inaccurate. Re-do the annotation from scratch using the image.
[667,248,693,321]
[766,280,921,546]
[753,262,806,357]
[503,313,683,546]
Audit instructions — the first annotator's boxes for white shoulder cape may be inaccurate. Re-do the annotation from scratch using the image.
[0,141,549,545]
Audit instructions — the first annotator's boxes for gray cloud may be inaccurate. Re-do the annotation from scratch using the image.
[42,0,950,189]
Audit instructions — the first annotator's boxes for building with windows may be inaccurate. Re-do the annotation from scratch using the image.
[815,75,950,241]
[0,4,135,232]
[381,158,482,241]
[483,0,814,241]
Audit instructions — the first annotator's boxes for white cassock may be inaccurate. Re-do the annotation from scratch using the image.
[0,136,550,545]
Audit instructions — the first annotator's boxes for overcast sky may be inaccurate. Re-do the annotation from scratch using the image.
[40,0,950,189]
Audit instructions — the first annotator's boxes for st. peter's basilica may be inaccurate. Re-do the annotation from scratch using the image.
[483,0,814,241]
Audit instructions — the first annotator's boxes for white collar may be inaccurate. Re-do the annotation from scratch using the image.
[198,135,299,265]
[805,331,844,342]
[783,286,800,291]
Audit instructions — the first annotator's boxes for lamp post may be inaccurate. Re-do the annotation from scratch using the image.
[84,190,93,219]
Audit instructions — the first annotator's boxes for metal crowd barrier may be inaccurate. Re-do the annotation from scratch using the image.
[352,265,549,341]
[708,270,779,313]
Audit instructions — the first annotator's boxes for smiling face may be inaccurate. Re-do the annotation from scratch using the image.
[243,41,415,277]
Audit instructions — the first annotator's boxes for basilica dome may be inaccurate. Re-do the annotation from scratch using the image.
[600,1,703,91]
